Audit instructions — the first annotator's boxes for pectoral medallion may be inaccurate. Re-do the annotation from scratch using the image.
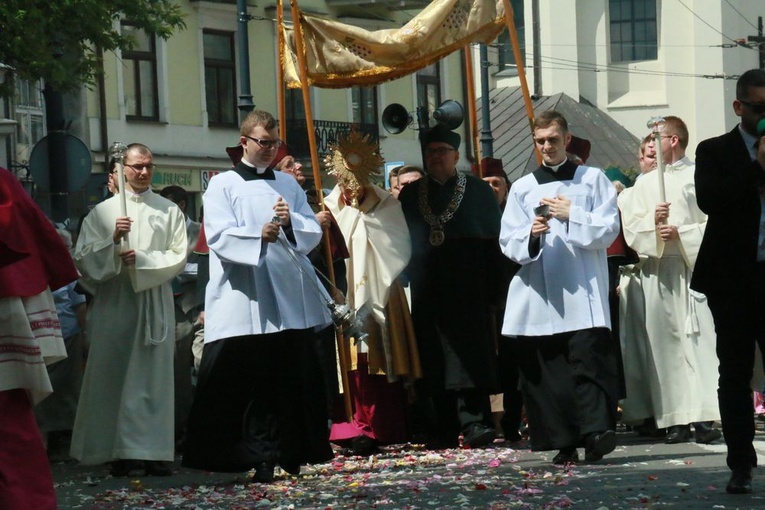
[429,226,445,246]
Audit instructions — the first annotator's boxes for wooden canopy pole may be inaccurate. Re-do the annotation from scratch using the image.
[289,0,353,422]
[462,45,482,174]
[502,0,541,164]
[276,0,287,142]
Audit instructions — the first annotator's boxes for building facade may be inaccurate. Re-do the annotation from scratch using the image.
[478,0,764,160]
[74,0,471,219]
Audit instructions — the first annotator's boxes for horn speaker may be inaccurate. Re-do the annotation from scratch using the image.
[432,100,464,130]
[381,103,412,134]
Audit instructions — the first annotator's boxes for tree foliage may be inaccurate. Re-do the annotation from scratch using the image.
[0,0,186,96]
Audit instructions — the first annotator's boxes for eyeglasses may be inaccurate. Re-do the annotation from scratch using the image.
[125,163,156,172]
[244,135,283,149]
[425,147,455,157]
[739,99,765,114]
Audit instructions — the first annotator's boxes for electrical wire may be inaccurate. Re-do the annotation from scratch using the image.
[723,0,759,31]
[674,0,754,48]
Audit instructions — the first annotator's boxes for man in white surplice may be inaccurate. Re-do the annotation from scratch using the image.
[618,116,721,445]
[182,110,333,483]
[501,110,620,465]
[71,143,187,477]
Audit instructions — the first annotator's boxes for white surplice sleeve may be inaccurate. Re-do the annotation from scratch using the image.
[567,169,620,251]
[500,181,543,266]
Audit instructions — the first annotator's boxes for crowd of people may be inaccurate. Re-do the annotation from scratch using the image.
[3,69,765,508]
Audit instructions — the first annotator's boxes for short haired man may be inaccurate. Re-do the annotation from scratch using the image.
[638,134,657,175]
[398,125,503,448]
[71,143,188,477]
[391,165,425,198]
[619,116,721,447]
[500,110,620,464]
[183,110,333,482]
[693,69,765,494]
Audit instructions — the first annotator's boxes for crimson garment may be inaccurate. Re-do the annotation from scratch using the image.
[329,356,409,445]
[0,167,78,298]
[0,389,57,510]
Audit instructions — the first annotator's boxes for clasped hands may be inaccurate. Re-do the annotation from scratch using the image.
[531,195,571,238]
[262,197,291,243]
[655,202,679,241]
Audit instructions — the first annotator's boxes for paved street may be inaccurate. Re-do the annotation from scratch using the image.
[51,423,765,509]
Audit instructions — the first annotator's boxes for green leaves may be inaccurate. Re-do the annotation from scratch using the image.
[0,0,186,95]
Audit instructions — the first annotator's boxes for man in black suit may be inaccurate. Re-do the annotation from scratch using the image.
[693,68,765,495]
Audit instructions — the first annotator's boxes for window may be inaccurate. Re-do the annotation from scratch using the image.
[15,79,45,149]
[351,86,377,125]
[609,0,658,62]
[122,22,159,120]
[496,0,525,71]
[416,63,441,121]
[204,30,237,127]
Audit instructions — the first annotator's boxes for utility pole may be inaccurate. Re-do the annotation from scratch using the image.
[237,0,255,122]
[479,44,493,158]
[747,16,765,70]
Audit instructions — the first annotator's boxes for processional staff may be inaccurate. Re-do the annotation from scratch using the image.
[647,117,667,207]
[109,142,130,250]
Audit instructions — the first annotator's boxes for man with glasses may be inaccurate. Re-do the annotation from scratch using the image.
[619,116,721,447]
[398,125,503,449]
[501,110,619,465]
[183,110,333,482]
[693,69,765,494]
[71,143,188,477]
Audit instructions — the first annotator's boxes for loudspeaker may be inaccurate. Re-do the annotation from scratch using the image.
[382,103,412,134]
[433,100,464,130]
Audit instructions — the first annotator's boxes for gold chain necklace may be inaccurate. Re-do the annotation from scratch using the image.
[417,172,466,246]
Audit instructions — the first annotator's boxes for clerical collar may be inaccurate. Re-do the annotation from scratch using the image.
[667,155,692,170]
[125,188,152,198]
[543,159,568,172]
[233,161,275,181]
[533,159,578,184]
[240,158,267,174]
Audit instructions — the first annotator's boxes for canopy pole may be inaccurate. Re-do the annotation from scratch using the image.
[463,45,482,174]
[502,0,540,164]
[290,0,353,423]
[277,0,287,142]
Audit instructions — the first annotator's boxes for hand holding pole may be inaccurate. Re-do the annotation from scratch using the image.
[109,142,130,250]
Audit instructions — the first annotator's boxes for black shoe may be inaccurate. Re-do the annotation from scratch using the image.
[552,447,579,465]
[693,422,722,444]
[280,462,301,476]
[144,460,173,477]
[462,423,496,448]
[350,435,378,456]
[252,461,275,483]
[584,430,617,461]
[665,425,691,444]
[726,468,753,494]
[109,459,145,477]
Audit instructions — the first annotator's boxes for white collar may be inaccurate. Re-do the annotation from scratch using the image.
[240,158,266,174]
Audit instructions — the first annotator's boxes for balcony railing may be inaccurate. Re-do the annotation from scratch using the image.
[284,120,379,160]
